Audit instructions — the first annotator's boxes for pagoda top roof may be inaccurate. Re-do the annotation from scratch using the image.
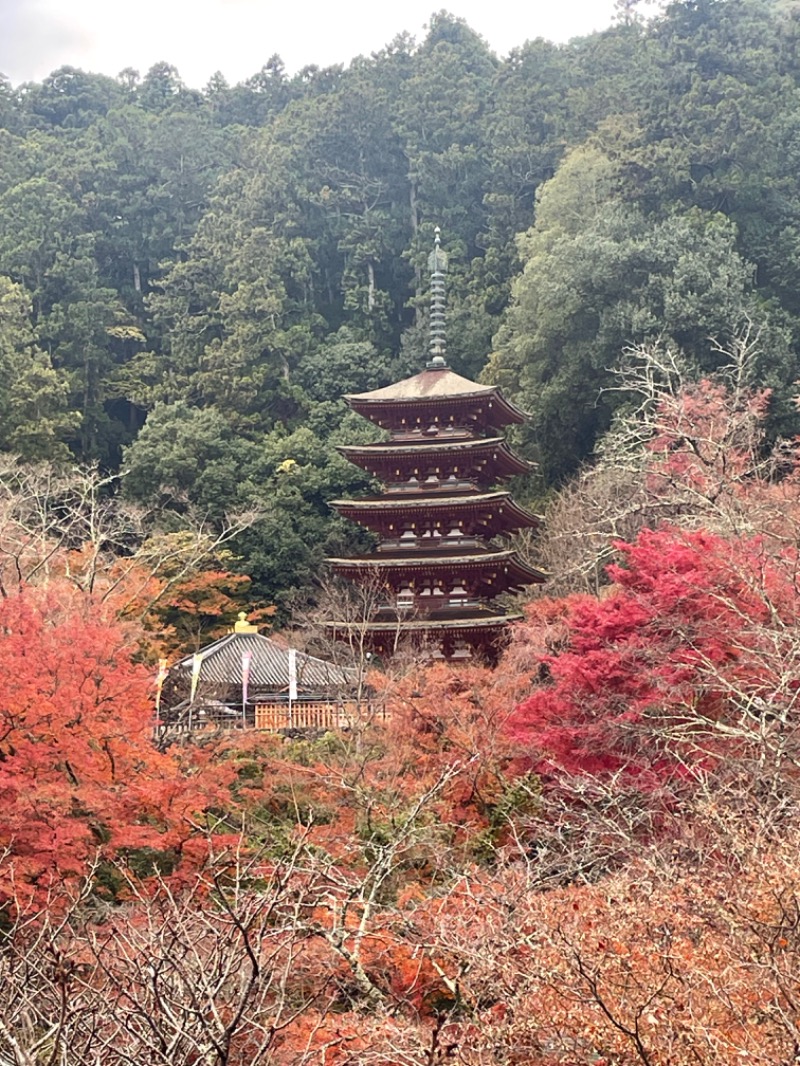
[345,363,527,423]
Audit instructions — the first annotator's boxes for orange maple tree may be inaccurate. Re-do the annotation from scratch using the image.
[0,582,232,908]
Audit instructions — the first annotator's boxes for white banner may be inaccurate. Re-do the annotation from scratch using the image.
[288,648,297,702]
[241,649,253,709]
[155,658,168,715]
[190,652,203,703]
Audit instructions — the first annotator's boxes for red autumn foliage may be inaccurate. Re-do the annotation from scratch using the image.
[201,658,529,871]
[369,824,800,1066]
[646,376,773,492]
[510,525,800,787]
[6,366,800,1063]
[0,582,232,906]
[141,568,277,655]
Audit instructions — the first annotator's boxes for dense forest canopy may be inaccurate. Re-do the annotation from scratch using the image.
[2,0,800,611]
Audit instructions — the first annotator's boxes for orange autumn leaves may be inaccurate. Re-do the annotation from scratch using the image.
[0,583,235,906]
[5,366,800,1063]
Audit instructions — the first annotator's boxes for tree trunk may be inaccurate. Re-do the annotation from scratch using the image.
[409,174,421,326]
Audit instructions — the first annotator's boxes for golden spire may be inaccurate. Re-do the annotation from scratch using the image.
[234,611,258,633]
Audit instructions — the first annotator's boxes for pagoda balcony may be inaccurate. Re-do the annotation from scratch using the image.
[328,547,545,597]
[341,542,497,562]
[376,534,485,552]
[371,600,506,622]
[385,477,479,494]
[337,436,532,483]
[389,424,476,443]
[330,491,541,539]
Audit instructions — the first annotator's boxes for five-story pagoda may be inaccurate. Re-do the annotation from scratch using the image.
[327,230,544,662]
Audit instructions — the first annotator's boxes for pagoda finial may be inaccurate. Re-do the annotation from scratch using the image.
[427,226,448,368]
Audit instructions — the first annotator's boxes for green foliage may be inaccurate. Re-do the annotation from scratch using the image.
[0,276,78,458]
[122,403,373,612]
[488,133,793,479]
[293,328,396,403]
[121,401,254,504]
[3,0,800,607]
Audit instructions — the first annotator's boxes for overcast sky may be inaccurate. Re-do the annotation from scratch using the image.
[0,0,629,89]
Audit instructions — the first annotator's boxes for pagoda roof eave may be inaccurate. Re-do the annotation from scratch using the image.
[339,435,507,456]
[327,550,546,585]
[330,491,541,529]
[337,437,532,477]
[330,489,510,508]
[324,613,523,634]
[347,395,528,426]
[329,547,515,567]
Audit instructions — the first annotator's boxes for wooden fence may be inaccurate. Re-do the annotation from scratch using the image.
[156,700,384,742]
[254,700,380,731]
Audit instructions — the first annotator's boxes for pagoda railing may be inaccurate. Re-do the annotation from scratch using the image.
[373,597,487,618]
[386,478,477,494]
[377,534,483,552]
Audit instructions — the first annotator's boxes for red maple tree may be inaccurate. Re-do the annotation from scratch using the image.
[0,582,231,907]
[510,524,800,806]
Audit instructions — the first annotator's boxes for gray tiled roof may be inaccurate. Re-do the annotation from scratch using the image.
[172,632,355,693]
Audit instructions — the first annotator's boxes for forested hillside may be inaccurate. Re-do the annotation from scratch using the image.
[3,0,800,613]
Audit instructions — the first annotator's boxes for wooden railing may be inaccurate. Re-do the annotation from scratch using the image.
[156,700,383,742]
[254,700,380,731]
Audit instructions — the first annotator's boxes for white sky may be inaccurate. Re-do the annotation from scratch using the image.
[0,0,626,89]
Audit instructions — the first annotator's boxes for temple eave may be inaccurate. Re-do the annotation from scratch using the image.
[324,614,523,634]
[330,493,540,530]
[328,554,546,587]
